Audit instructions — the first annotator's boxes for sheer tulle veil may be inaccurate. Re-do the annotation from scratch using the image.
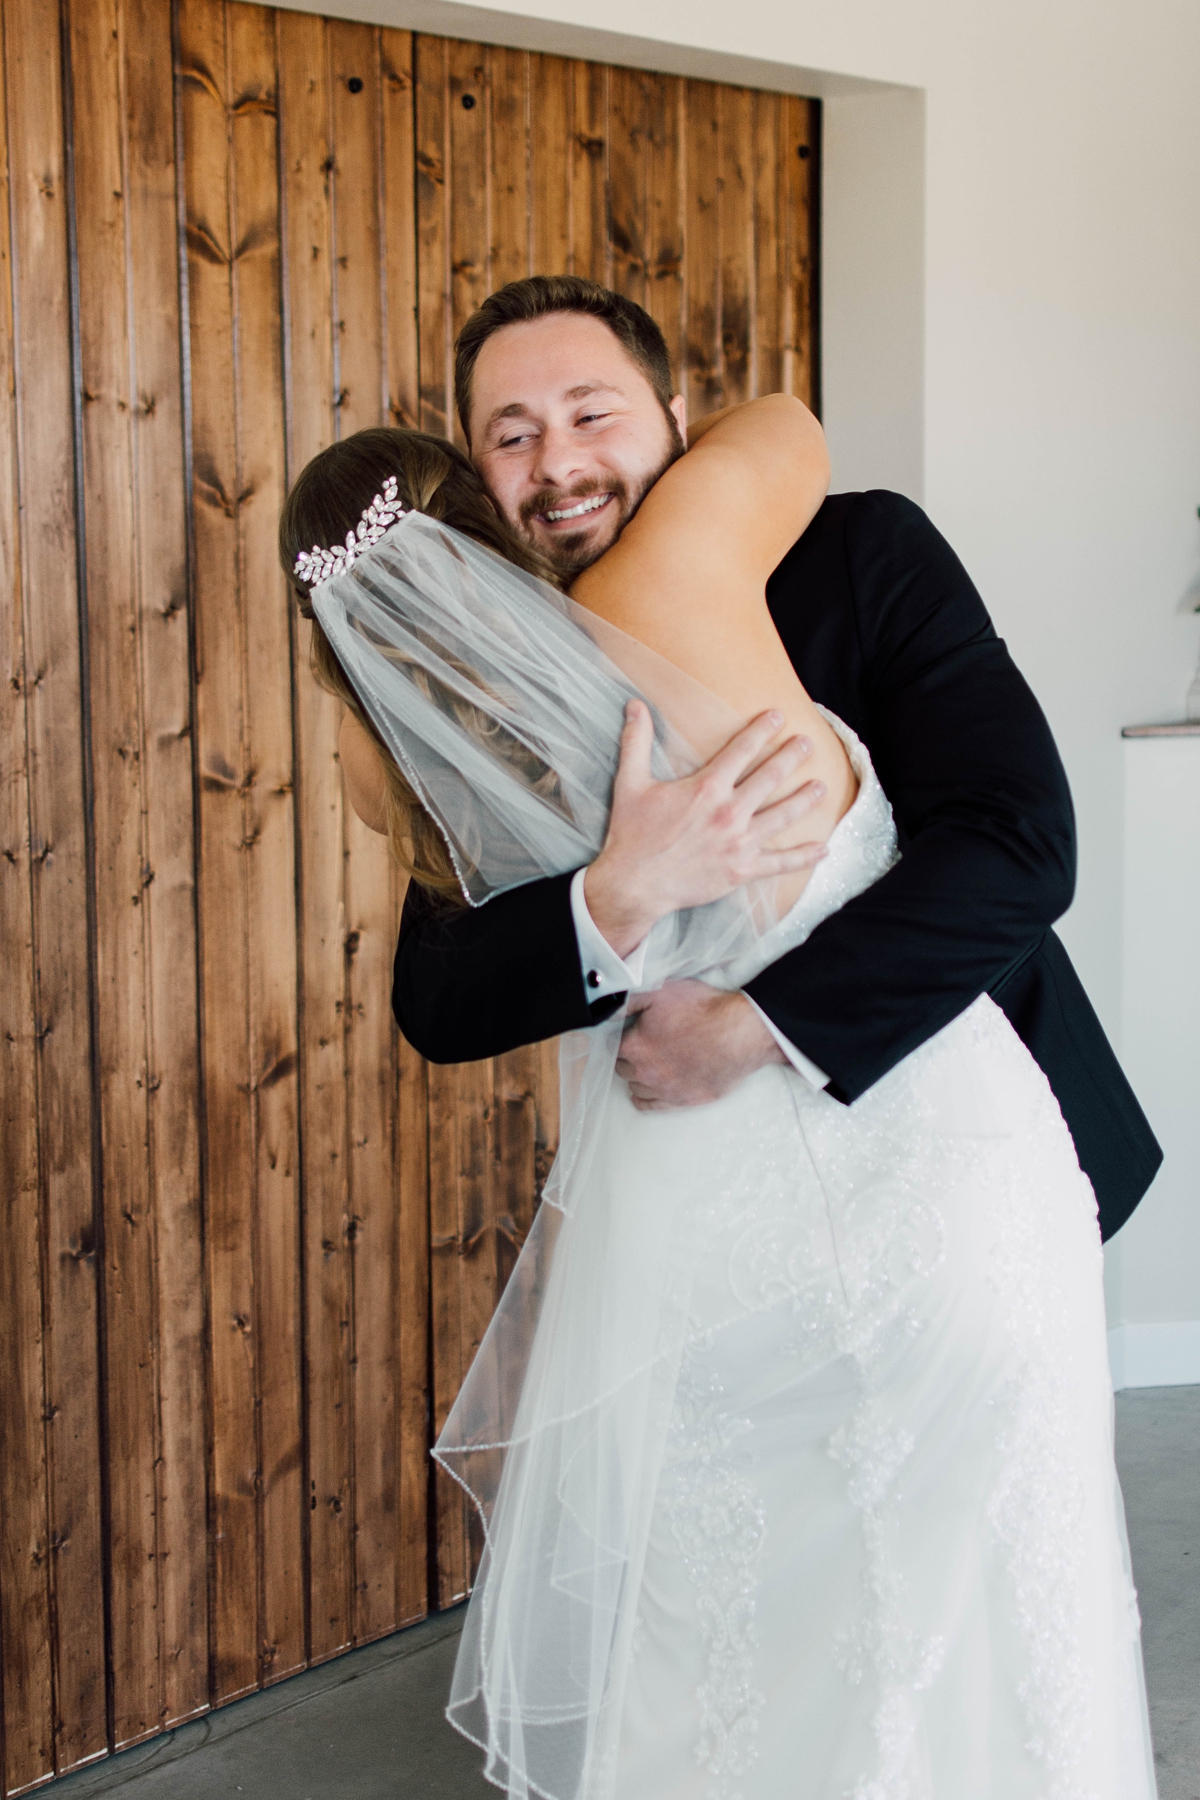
[312,511,782,1799]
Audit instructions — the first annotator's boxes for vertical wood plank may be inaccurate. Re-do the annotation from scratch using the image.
[276,3,352,1670]
[718,85,754,407]
[5,0,109,1772]
[683,80,722,417]
[394,1031,430,1627]
[328,15,406,1649]
[414,34,450,439]
[177,0,256,1702]
[426,1063,469,1606]
[67,0,208,1747]
[494,1046,539,1299]
[226,0,304,1692]
[122,0,209,1732]
[751,91,782,398]
[414,30,500,1605]
[0,2,54,1783]
[780,96,819,409]
[569,60,608,283]
[179,0,304,1702]
[380,29,418,431]
[645,73,684,390]
[378,34,428,1635]
[445,39,489,452]
[427,1055,498,1606]
[67,4,158,1739]
[487,45,528,295]
[528,54,569,279]
[607,65,647,306]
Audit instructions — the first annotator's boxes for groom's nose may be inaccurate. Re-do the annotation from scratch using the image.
[530,422,591,491]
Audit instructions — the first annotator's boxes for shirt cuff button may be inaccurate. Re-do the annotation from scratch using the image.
[586,970,601,989]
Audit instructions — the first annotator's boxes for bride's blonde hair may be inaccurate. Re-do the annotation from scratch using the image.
[280,427,560,902]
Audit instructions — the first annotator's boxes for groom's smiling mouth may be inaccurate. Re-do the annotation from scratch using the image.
[538,492,615,527]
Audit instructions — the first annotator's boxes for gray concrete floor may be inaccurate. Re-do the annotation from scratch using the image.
[54,1387,1198,1800]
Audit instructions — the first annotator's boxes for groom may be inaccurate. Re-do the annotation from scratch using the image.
[392,275,1160,1241]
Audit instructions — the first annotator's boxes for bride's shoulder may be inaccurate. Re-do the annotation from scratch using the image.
[571,395,828,635]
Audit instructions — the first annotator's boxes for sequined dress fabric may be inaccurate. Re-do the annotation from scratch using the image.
[446,715,1157,1800]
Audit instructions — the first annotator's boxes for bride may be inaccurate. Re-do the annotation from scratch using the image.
[280,403,1156,1800]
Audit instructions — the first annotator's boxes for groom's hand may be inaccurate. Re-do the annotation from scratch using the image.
[615,981,786,1110]
[584,700,827,958]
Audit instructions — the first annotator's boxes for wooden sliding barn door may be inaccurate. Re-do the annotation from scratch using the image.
[0,0,817,1788]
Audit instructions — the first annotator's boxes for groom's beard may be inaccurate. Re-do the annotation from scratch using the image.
[516,431,685,580]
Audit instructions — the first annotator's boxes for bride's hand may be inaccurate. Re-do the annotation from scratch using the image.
[583,700,827,958]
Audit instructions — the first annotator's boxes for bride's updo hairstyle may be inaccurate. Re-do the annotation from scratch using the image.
[280,425,558,900]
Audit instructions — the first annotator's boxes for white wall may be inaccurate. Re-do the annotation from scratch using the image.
[1112,736,1200,1386]
[290,0,1200,1349]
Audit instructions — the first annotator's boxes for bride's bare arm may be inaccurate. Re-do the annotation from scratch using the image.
[570,393,828,648]
[571,395,855,886]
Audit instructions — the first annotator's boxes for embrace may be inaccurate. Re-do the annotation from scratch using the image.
[280,276,1161,1800]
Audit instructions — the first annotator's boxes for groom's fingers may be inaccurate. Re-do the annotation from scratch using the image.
[731,735,813,813]
[748,780,827,839]
[741,774,825,835]
[703,709,787,788]
[757,840,828,877]
[611,698,654,799]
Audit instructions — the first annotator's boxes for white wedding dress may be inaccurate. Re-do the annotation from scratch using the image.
[598,718,1157,1800]
[311,514,1156,1800]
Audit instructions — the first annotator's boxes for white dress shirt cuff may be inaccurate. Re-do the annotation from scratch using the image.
[571,870,829,1088]
[570,866,649,1000]
[742,995,830,1090]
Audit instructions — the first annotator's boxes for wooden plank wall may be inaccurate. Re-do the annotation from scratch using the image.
[0,0,818,1787]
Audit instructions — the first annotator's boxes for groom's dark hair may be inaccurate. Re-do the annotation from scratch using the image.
[455,275,676,440]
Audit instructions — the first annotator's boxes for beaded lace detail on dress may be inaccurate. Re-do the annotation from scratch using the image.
[665,1346,767,1800]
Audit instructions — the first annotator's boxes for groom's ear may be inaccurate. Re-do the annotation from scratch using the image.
[670,393,687,439]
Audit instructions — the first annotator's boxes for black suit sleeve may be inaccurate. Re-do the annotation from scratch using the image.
[744,491,1077,1102]
[392,867,624,1063]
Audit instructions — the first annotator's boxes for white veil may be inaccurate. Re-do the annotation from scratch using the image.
[313,511,782,1799]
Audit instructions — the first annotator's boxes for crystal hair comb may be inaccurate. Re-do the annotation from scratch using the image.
[293,474,406,586]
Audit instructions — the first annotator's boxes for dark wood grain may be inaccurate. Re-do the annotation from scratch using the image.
[226,0,305,1692]
[0,7,54,1785]
[381,30,419,432]
[327,15,406,1649]
[719,85,754,406]
[751,91,782,398]
[414,34,450,440]
[781,96,819,408]
[276,4,352,1669]
[378,36,428,1636]
[446,39,489,453]
[684,80,722,416]
[645,74,684,384]
[528,53,570,278]
[121,0,209,1732]
[5,0,108,1774]
[488,45,529,295]
[426,1059,470,1606]
[394,1027,430,1628]
[66,0,208,1748]
[569,59,608,282]
[608,65,648,305]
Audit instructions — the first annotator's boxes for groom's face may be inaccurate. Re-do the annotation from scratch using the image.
[468,312,686,577]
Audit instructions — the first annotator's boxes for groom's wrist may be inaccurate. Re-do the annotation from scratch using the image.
[582,855,656,960]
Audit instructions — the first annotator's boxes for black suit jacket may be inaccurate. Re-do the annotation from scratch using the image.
[393,491,1161,1241]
